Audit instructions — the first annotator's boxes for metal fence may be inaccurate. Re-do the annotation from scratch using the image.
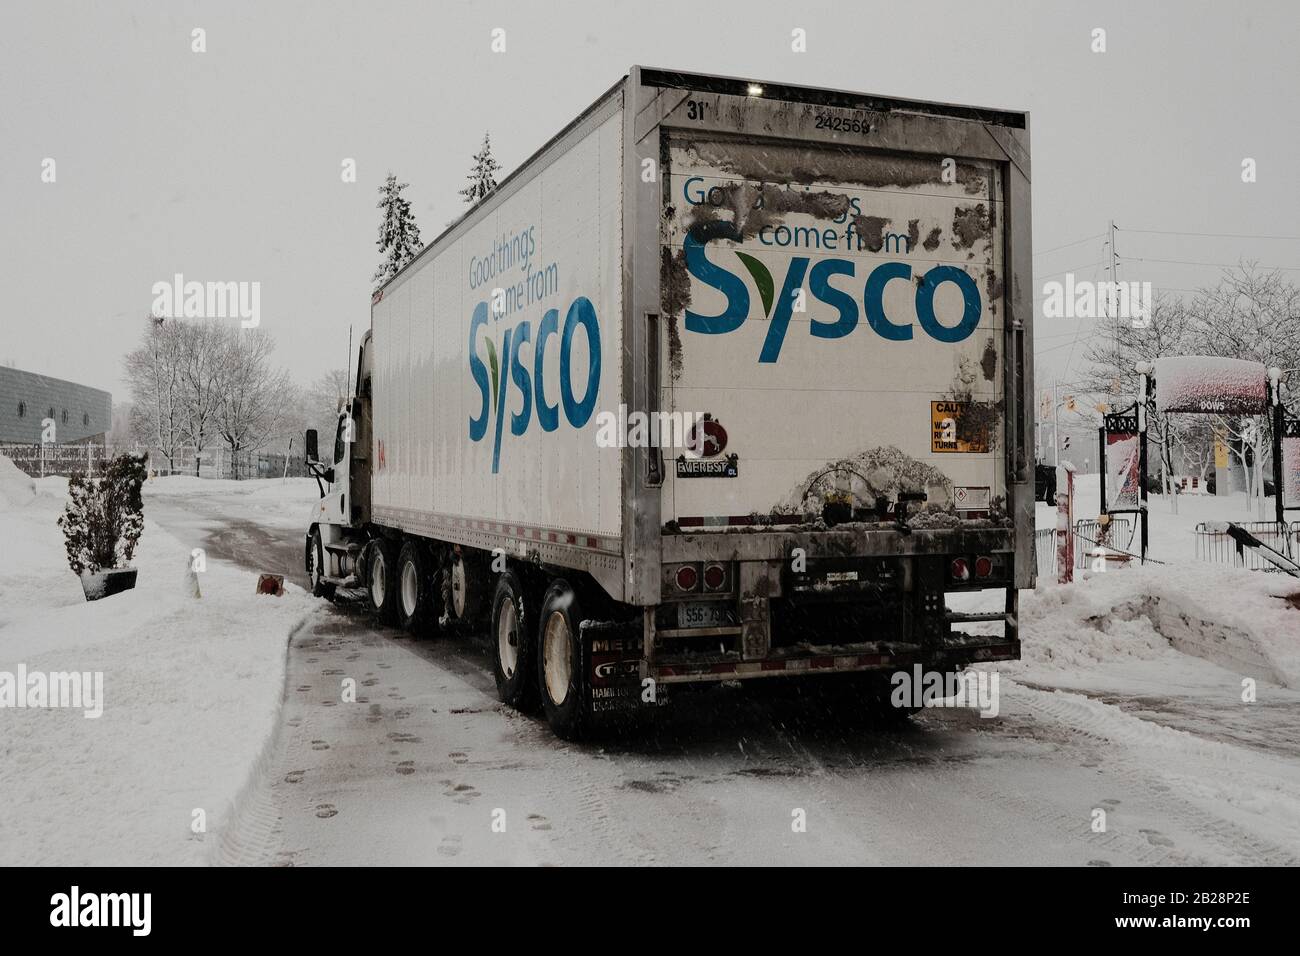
[1035,517,1137,576]
[1034,528,1056,576]
[0,442,110,477]
[1192,520,1299,571]
[0,443,307,480]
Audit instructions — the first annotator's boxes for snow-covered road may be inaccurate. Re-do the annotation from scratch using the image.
[148,487,1300,867]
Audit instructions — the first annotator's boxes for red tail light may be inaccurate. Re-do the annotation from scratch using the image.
[675,565,699,591]
[703,563,726,591]
[950,558,971,581]
[974,555,993,578]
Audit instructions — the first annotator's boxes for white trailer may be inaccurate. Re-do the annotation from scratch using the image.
[304,67,1035,738]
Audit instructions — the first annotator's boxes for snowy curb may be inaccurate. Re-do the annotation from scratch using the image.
[210,613,318,866]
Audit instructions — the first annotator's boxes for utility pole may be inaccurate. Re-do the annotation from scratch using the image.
[1108,219,1120,401]
[1053,378,1061,466]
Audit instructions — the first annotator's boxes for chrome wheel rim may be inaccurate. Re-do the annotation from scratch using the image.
[497,599,518,678]
[371,550,386,606]
[401,560,418,616]
[542,611,571,706]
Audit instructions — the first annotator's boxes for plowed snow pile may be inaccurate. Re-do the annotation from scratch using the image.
[0,456,319,865]
[1013,564,1300,689]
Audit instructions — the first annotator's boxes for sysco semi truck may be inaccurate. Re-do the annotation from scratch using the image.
[303,67,1035,738]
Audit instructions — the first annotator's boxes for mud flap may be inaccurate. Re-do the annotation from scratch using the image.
[581,619,665,720]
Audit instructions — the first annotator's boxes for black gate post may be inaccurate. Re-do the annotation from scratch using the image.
[1271,368,1285,528]
[1098,425,1107,514]
[1137,367,1151,565]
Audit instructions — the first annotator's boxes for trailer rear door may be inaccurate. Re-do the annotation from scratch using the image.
[660,132,1007,525]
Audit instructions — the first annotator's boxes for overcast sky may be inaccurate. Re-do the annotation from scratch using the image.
[2,0,1296,401]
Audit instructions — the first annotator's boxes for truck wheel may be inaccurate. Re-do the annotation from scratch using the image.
[397,541,436,635]
[537,580,588,740]
[307,528,335,601]
[367,538,399,625]
[491,570,538,709]
[447,552,486,626]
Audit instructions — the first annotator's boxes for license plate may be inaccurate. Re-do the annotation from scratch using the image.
[677,602,732,629]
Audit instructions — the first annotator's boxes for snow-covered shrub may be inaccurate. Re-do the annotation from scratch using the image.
[58,453,147,575]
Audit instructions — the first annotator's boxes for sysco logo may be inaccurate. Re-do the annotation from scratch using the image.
[469,296,601,473]
[683,222,983,362]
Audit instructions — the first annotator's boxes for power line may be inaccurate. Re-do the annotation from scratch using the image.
[1036,338,1094,356]
[1033,260,1103,280]
[1125,256,1300,272]
[1034,232,1106,258]
[1120,227,1300,242]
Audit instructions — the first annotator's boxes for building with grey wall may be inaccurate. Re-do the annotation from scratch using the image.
[0,367,112,444]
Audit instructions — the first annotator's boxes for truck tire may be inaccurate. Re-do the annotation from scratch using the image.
[537,579,588,740]
[307,528,335,601]
[491,570,538,709]
[367,538,399,625]
[396,540,436,635]
[447,551,487,626]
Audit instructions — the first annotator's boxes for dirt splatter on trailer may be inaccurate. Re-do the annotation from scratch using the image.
[679,139,991,196]
[951,204,991,250]
[850,215,890,253]
[980,337,998,381]
[945,353,1003,449]
[685,182,851,242]
[659,248,690,381]
[984,269,1004,316]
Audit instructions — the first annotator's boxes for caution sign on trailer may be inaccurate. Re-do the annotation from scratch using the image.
[931,401,988,453]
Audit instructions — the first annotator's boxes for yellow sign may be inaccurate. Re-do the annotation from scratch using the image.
[1214,435,1229,468]
[931,401,990,454]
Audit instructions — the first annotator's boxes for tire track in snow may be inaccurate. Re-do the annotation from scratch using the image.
[1003,679,1300,866]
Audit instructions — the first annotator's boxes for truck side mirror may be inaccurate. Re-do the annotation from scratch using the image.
[305,428,318,462]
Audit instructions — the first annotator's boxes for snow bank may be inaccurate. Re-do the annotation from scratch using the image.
[0,456,319,865]
[1016,565,1300,688]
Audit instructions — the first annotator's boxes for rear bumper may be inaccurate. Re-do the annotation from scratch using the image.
[650,636,1020,685]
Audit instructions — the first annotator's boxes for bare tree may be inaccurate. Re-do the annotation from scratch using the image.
[123,315,185,471]
[1185,265,1300,504]
[214,328,291,477]
[1082,292,1193,495]
[176,320,227,476]
[1086,265,1300,509]
[303,368,349,442]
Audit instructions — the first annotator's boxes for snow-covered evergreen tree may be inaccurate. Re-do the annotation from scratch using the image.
[459,132,502,205]
[373,173,423,289]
